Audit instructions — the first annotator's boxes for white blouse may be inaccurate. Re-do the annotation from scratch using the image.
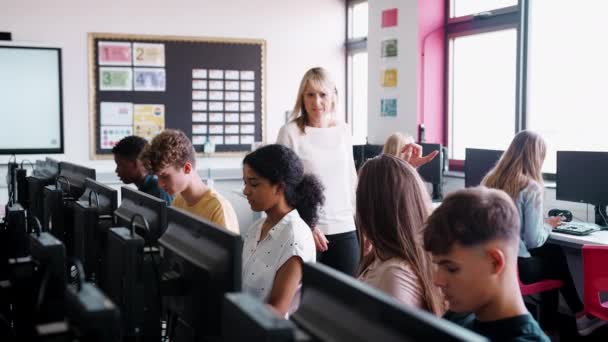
[241,209,316,314]
[277,121,357,235]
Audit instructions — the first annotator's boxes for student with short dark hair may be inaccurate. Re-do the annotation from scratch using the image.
[424,187,549,342]
[241,144,323,316]
[140,129,239,234]
[112,135,172,205]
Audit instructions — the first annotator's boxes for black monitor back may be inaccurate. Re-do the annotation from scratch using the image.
[26,158,59,229]
[464,148,503,187]
[417,143,443,185]
[115,186,167,241]
[65,282,121,342]
[73,178,118,281]
[557,151,608,205]
[222,293,296,342]
[159,207,242,340]
[79,178,118,216]
[103,226,145,337]
[58,162,96,199]
[292,263,487,342]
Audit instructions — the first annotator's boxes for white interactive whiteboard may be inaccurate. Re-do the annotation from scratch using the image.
[0,43,63,154]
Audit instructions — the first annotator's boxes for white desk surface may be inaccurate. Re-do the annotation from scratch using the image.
[549,229,608,246]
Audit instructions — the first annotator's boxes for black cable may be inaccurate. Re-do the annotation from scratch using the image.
[129,214,164,330]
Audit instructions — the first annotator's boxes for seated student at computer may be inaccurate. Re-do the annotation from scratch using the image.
[140,129,239,234]
[112,135,173,205]
[424,187,549,341]
[481,130,605,335]
[382,132,438,168]
[241,144,322,317]
[356,154,444,315]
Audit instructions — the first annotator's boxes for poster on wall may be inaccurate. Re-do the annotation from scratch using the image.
[133,104,165,140]
[98,41,132,66]
[100,102,133,126]
[381,98,397,117]
[382,68,398,87]
[134,68,166,91]
[132,43,165,67]
[100,125,133,149]
[381,39,398,57]
[381,8,398,28]
[99,67,133,91]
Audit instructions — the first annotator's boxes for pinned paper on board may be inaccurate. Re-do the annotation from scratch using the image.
[133,104,165,140]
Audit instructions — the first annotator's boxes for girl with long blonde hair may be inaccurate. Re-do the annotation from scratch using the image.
[482,131,600,335]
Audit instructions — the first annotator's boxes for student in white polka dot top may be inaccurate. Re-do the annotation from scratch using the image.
[241,144,324,317]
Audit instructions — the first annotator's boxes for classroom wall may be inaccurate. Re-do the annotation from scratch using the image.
[0,0,346,171]
[367,0,418,145]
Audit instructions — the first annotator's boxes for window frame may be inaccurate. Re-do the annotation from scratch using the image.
[346,0,368,137]
[444,1,526,171]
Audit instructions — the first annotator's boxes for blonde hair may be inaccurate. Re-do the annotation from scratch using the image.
[482,130,546,199]
[356,154,445,316]
[382,132,414,157]
[290,67,338,133]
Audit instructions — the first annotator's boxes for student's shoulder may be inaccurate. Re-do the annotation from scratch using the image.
[279,121,299,134]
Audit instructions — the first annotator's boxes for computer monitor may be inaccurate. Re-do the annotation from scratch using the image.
[26,158,59,231]
[103,186,167,339]
[353,145,365,171]
[72,178,117,281]
[222,293,296,342]
[417,143,444,201]
[57,161,96,200]
[114,186,167,241]
[103,224,147,339]
[160,207,243,341]
[364,144,383,162]
[64,262,120,342]
[557,151,608,226]
[292,263,487,342]
[464,148,504,188]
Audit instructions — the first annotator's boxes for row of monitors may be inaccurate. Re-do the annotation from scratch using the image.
[89,186,483,341]
[465,148,608,205]
[11,159,483,341]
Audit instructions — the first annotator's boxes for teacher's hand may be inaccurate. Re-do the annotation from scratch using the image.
[400,143,440,168]
[312,227,329,252]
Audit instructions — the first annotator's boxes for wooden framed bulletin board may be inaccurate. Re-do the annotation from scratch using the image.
[88,32,266,159]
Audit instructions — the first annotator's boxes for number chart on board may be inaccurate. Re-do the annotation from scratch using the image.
[89,33,266,159]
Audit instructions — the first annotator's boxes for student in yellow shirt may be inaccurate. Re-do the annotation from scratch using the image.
[140,129,239,234]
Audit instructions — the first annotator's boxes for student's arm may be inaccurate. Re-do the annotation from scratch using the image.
[267,256,303,317]
[521,183,551,249]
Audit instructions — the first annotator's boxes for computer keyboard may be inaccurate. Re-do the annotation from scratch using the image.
[554,221,602,236]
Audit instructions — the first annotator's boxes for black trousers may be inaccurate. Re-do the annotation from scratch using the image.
[518,243,583,327]
[317,230,360,277]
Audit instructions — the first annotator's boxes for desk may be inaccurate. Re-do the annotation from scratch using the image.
[549,230,608,249]
[548,229,608,298]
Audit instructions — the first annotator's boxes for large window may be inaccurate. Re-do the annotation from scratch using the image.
[446,2,519,160]
[447,0,608,172]
[527,1,608,172]
[346,0,368,144]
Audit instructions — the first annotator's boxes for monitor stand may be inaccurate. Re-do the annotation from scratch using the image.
[594,204,608,227]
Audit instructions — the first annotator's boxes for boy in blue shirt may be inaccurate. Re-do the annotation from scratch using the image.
[112,135,172,205]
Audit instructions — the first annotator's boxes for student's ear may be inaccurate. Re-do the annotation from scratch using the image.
[275,182,285,196]
[183,162,193,174]
[487,247,506,275]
